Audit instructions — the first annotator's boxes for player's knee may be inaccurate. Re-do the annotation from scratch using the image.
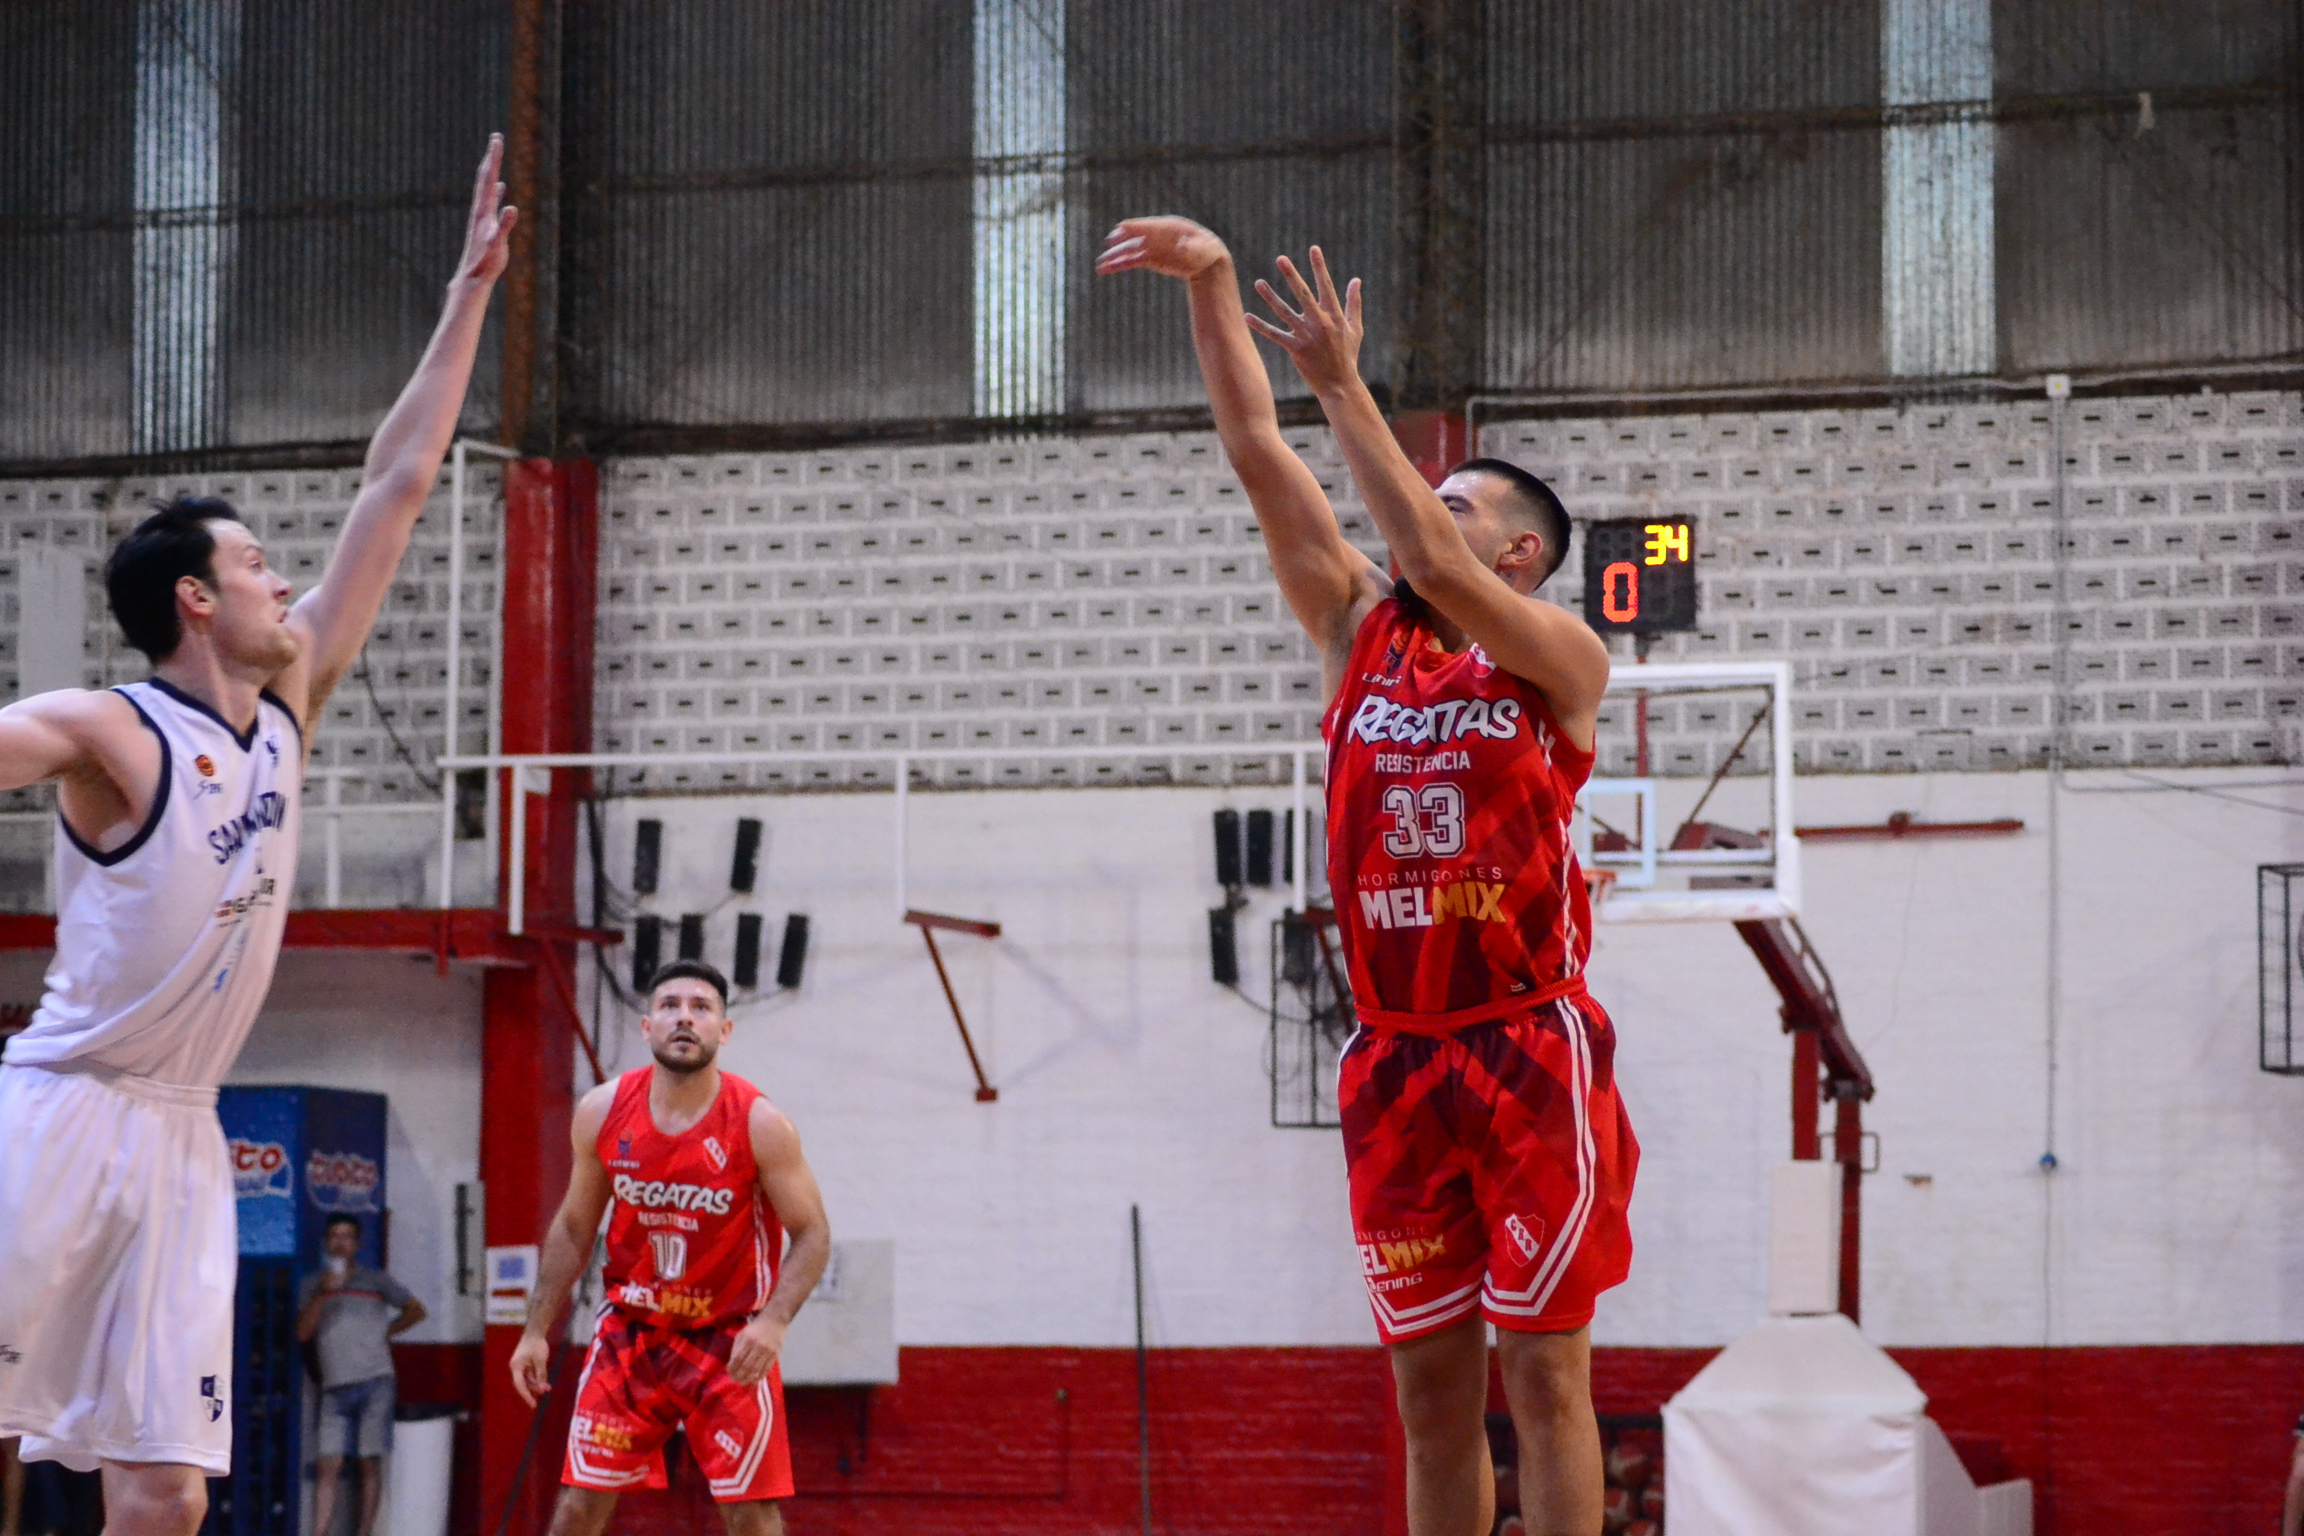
[1497,1331,1590,1421]
[119,1475,208,1536]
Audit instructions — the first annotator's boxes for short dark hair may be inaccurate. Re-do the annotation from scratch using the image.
[648,959,729,1010]
[1449,458,1572,586]
[104,497,244,661]
[324,1213,361,1236]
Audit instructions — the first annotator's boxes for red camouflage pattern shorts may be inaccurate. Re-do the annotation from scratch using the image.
[1339,989,1639,1342]
[562,1307,793,1503]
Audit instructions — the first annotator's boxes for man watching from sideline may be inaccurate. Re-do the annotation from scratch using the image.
[297,1215,425,1536]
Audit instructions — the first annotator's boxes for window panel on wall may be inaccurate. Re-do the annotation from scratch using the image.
[225,0,508,448]
[589,0,974,431]
[1994,0,2297,95]
[1998,108,2304,374]
[1482,0,1885,392]
[0,4,135,461]
[1487,132,1883,393]
[1067,0,1394,412]
[1994,0,2303,373]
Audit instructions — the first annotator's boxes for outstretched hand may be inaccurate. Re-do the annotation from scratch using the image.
[1245,248,1363,397]
[1096,217,1230,283]
[455,134,518,287]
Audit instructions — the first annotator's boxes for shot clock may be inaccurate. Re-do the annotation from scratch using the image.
[1581,516,1698,634]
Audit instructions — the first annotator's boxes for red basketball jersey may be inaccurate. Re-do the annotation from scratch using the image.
[1320,596,1597,1026]
[595,1068,782,1330]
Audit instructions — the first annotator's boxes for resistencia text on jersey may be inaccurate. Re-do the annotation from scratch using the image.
[611,1173,736,1216]
[206,791,290,865]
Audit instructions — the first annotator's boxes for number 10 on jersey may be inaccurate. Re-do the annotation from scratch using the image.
[1582,517,1699,635]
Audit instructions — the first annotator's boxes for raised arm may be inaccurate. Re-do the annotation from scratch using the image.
[277,135,517,725]
[509,1082,614,1407]
[726,1099,830,1388]
[1098,218,1387,695]
[1246,249,1610,744]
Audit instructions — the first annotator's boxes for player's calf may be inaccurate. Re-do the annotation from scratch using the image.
[716,1499,784,1536]
[1496,1326,1602,1536]
[543,1484,620,1536]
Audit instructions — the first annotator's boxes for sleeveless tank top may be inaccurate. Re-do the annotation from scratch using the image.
[4,679,303,1095]
[1320,597,1596,1029]
[596,1067,783,1330]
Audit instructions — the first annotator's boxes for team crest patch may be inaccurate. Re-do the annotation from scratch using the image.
[200,1375,225,1421]
[1504,1214,1547,1262]
[194,754,216,777]
[702,1135,728,1170]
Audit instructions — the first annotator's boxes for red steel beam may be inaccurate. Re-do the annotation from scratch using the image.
[479,456,596,1536]
[1795,814,2025,841]
[0,909,618,966]
[905,911,1001,1101]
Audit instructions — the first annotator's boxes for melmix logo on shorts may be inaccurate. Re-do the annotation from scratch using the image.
[307,1149,381,1213]
[229,1138,292,1200]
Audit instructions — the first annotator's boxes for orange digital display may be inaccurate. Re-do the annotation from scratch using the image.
[1583,518,1698,633]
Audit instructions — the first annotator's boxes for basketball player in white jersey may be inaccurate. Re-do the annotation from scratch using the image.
[0,137,517,1536]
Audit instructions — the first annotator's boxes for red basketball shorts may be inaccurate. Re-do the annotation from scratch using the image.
[562,1308,793,1503]
[1339,989,1639,1342]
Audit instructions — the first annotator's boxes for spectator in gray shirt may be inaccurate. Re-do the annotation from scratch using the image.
[297,1215,425,1536]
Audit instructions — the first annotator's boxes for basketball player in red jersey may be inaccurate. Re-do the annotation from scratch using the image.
[509,961,831,1536]
[1103,221,1634,1536]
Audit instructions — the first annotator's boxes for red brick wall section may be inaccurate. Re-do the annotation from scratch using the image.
[402,1342,2301,1535]
[605,1348,1394,1536]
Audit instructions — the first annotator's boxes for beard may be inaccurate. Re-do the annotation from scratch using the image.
[649,1033,718,1075]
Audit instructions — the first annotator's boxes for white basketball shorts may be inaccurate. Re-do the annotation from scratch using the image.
[0,1062,237,1474]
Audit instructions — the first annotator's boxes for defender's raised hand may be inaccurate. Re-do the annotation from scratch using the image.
[456,133,518,287]
[1246,248,1364,398]
[1096,217,1230,283]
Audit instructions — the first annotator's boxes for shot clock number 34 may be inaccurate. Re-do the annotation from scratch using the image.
[1581,517,1699,635]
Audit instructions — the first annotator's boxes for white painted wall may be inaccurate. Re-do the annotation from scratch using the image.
[4,763,2297,1353]
[549,764,2304,1351]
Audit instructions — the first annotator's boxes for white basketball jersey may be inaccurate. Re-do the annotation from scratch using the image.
[3,679,303,1090]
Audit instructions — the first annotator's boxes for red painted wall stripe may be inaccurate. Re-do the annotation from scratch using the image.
[404,1342,2301,1535]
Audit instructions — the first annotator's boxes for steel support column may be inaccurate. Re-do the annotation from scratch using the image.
[477,456,597,1536]
[1391,0,1484,416]
[1834,1086,1864,1322]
